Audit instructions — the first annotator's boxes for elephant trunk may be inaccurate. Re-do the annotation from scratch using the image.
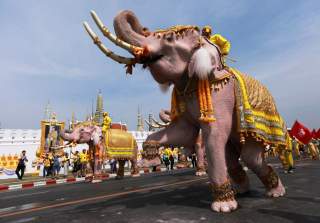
[159,109,172,123]
[113,10,147,47]
[60,130,74,142]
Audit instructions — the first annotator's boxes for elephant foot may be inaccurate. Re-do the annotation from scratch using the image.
[266,179,286,198]
[195,171,207,176]
[261,165,286,198]
[211,180,238,212]
[211,200,238,213]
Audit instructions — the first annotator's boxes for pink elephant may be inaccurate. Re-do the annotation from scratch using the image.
[60,123,139,180]
[83,10,289,212]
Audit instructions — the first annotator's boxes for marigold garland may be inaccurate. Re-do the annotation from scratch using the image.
[170,79,215,123]
[198,79,216,122]
[170,87,179,121]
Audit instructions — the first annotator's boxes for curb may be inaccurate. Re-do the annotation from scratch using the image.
[0,166,186,192]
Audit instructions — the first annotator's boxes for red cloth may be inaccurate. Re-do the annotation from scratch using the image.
[290,121,312,144]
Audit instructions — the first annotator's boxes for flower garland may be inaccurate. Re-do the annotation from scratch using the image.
[198,79,216,122]
[170,87,179,121]
[170,79,216,123]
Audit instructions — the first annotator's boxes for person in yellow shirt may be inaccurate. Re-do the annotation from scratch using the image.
[42,153,51,178]
[162,148,171,170]
[201,25,231,64]
[102,112,112,133]
[79,149,88,177]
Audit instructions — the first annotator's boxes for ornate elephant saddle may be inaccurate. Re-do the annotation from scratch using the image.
[229,67,291,150]
[104,129,136,159]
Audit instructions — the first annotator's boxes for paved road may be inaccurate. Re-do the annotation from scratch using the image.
[0,160,320,223]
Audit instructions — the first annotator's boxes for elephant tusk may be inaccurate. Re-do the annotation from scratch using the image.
[83,21,136,65]
[144,119,161,129]
[90,10,144,55]
[151,117,170,127]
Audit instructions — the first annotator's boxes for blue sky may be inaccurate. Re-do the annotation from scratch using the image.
[0,1,319,130]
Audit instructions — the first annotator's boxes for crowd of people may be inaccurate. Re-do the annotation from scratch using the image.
[160,147,198,171]
[41,151,70,178]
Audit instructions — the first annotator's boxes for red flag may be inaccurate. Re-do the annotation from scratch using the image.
[316,129,320,139]
[290,121,312,144]
[311,129,317,139]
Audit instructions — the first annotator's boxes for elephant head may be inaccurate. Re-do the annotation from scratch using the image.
[60,124,102,145]
[84,10,224,84]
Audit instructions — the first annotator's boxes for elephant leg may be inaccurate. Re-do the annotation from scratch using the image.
[202,123,237,213]
[142,117,198,168]
[226,141,249,194]
[116,160,126,179]
[130,158,140,176]
[241,139,285,197]
[195,135,206,176]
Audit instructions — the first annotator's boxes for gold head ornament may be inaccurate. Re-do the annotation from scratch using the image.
[155,25,199,35]
[202,25,212,38]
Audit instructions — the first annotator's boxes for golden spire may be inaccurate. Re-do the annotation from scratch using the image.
[94,89,104,125]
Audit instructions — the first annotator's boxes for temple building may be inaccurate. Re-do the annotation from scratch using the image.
[0,93,156,179]
[129,108,153,151]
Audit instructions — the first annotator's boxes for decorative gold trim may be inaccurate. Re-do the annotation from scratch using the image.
[211,180,235,202]
[142,140,161,159]
[260,165,279,190]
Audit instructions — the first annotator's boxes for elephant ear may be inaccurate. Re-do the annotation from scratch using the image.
[188,47,213,80]
[91,127,103,145]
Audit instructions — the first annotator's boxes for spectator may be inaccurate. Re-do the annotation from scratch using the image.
[72,151,81,177]
[43,153,51,178]
[110,159,117,173]
[52,152,61,179]
[191,153,197,168]
[79,149,88,177]
[169,148,175,170]
[62,153,70,178]
[163,152,170,170]
[48,152,54,177]
[15,150,28,180]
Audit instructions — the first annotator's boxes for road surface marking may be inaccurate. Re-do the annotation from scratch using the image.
[0,190,49,200]
[0,177,207,218]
